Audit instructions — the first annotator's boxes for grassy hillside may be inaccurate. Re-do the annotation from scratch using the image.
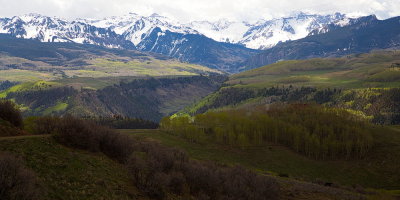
[0,54,220,82]
[0,136,147,200]
[181,51,400,124]
[231,50,400,89]
[122,129,400,199]
[0,130,373,200]
[0,34,221,82]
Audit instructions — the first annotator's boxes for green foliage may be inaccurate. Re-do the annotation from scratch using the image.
[162,104,374,159]
[0,81,61,98]
[336,88,400,124]
[183,84,400,125]
[42,102,68,115]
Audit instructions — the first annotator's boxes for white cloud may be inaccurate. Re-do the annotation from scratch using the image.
[0,0,399,22]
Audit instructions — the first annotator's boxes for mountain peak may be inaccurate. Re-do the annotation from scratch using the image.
[0,12,368,50]
[22,13,43,18]
[288,11,310,17]
[149,13,165,18]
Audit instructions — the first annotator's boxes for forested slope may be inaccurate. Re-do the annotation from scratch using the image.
[1,76,224,121]
[180,51,400,125]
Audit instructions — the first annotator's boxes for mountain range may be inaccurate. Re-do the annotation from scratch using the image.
[245,15,400,69]
[0,12,360,72]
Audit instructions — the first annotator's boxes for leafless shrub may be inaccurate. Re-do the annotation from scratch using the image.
[128,142,280,200]
[0,153,41,200]
[0,100,23,128]
[54,116,134,163]
[24,116,60,135]
[53,115,280,199]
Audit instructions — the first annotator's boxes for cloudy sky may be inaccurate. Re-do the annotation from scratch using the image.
[0,0,399,22]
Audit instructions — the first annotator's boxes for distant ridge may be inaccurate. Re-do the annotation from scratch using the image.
[244,15,400,70]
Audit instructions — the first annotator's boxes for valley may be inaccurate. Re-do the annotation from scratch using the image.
[1,5,400,200]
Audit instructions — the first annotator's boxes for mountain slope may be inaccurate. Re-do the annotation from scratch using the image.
[0,13,135,49]
[244,15,400,69]
[137,28,259,72]
[180,51,400,124]
[86,12,354,50]
[1,76,224,121]
[0,34,220,82]
[188,12,350,49]
[82,13,198,46]
[84,14,260,73]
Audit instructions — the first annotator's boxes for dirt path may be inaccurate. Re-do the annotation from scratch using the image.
[0,134,51,141]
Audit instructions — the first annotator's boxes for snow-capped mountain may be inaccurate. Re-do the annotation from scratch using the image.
[188,12,352,49]
[0,12,365,72]
[0,13,135,49]
[239,12,351,49]
[80,13,198,46]
[79,13,259,72]
[187,19,251,44]
[137,27,259,72]
[244,15,400,70]
[0,12,358,51]
[82,12,354,50]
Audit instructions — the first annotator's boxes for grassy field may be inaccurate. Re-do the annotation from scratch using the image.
[229,51,400,89]
[85,58,220,77]
[0,69,59,82]
[0,56,220,84]
[120,128,400,193]
[0,136,147,200]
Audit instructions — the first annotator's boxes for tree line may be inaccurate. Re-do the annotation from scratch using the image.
[0,100,280,199]
[84,115,159,129]
[161,104,374,160]
[191,85,400,125]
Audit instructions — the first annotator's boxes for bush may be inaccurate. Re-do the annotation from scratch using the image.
[24,116,60,135]
[53,116,280,199]
[0,153,41,200]
[0,124,25,137]
[127,141,280,200]
[54,116,134,163]
[0,100,23,128]
[87,116,159,129]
